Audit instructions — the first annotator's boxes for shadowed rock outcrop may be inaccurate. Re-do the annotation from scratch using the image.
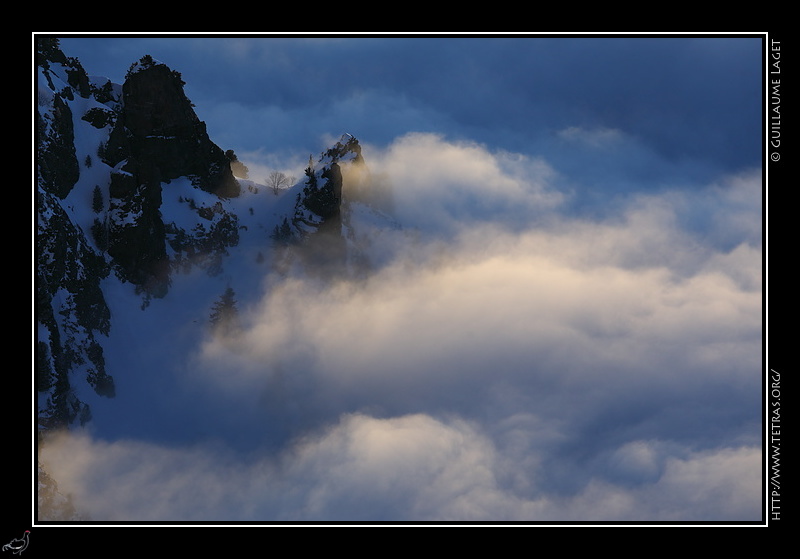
[287,134,366,275]
[36,37,116,429]
[101,55,241,293]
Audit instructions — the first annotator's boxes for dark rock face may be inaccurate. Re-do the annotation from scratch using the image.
[37,43,81,201]
[37,37,112,200]
[37,93,79,199]
[295,135,364,231]
[105,164,171,295]
[35,40,247,437]
[101,56,241,293]
[36,37,116,429]
[37,42,245,439]
[82,106,116,129]
[104,57,240,198]
[288,135,366,275]
[37,187,115,428]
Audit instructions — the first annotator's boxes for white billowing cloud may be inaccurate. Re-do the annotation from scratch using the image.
[360,132,564,234]
[704,170,763,250]
[541,444,761,522]
[193,153,761,446]
[38,417,760,522]
[281,413,501,520]
[38,133,762,523]
[40,415,503,521]
[195,165,761,409]
[177,170,760,522]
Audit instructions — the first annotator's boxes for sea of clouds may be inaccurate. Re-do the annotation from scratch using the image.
[39,130,762,523]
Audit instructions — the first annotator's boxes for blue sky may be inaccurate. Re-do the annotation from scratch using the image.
[58,35,761,190]
[38,34,765,523]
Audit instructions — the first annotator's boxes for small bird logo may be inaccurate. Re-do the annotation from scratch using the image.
[2,531,29,555]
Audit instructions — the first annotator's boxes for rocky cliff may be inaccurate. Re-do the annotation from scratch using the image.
[101,54,240,294]
[37,37,116,428]
[283,134,367,275]
[36,38,374,432]
[36,39,244,428]
[35,38,386,522]
[293,133,364,233]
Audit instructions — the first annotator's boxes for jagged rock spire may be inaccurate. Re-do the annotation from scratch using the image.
[293,134,364,233]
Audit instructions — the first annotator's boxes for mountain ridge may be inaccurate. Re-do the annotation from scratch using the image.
[36,37,378,435]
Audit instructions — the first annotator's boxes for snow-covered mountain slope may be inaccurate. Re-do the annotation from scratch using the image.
[37,40,119,428]
[36,38,393,439]
[36,38,404,519]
